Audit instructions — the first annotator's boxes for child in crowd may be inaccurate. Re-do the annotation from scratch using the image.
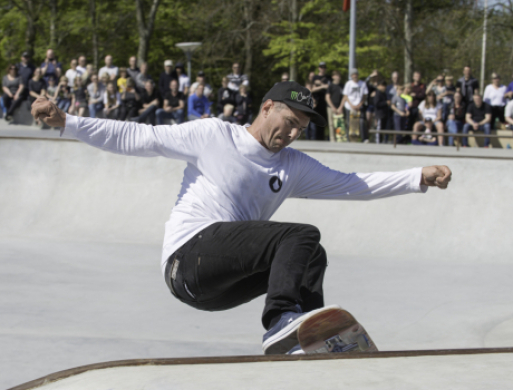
[46,76,58,104]
[56,76,72,113]
[104,81,121,119]
[119,78,140,121]
[117,67,128,93]
[391,85,409,142]
[373,80,388,143]
[69,76,88,117]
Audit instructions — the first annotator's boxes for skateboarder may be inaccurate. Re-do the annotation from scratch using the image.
[31,81,452,355]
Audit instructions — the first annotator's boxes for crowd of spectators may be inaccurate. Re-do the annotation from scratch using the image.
[1,50,253,127]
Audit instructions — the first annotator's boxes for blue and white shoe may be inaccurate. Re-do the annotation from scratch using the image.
[286,344,305,355]
[262,304,339,355]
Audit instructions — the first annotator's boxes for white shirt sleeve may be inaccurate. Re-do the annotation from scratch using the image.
[290,151,427,200]
[61,114,217,164]
[342,81,351,96]
[483,85,492,105]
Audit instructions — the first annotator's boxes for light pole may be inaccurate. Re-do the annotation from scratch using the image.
[348,0,356,78]
[175,42,202,80]
[480,0,488,95]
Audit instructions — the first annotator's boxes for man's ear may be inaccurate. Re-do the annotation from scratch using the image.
[261,99,273,118]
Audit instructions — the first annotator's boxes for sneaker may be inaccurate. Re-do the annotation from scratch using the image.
[5,115,12,122]
[262,304,340,355]
[286,344,305,355]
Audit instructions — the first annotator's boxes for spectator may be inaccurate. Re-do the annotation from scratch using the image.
[446,91,466,147]
[456,66,479,106]
[385,71,400,130]
[505,98,513,130]
[158,59,176,97]
[16,51,35,94]
[2,64,25,121]
[76,55,87,74]
[365,69,378,130]
[103,81,121,119]
[218,103,237,123]
[412,90,443,146]
[311,62,330,140]
[410,71,426,129]
[55,76,72,113]
[117,67,128,93]
[462,93,491,148]
[281,72,290,83]
[40,49,62,83]
[401,83,413,105]
[374,80,389,143]
[156,79,185,125]
[81,64,95,85]
[119,78,140,121]
[305,71,315,91]
[175,63,190,96]
[189,71,213,98]
[187,84,210,120]
[304,72,317,140]
[87,74,105,118]
[483,72,506,129]
[505,72,513,101]
[135,62,152,92]
[391,85,409,142]
[326,70,344,140]
[28,67,46,105]
[100,73,110,89]
[46,76,58,103]
[217,76,235,114]
[227,62,249,92]
[126,56,140,81]
[98,55,119,81]
[234,84,252,125]
[65,59,83,89]
[341,68,369,142]
[441,75,456,121]
[131,79,160,125]
[69,76,88,117]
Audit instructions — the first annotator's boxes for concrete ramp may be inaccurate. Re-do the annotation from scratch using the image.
[2,129,513,388]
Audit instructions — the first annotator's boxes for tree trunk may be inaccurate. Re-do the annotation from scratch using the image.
[135,0,160,66]
[89,0,99,70]
[14,0,41,57]
[289,0,298,82]
[25,14,37,56]
[404,0,413,84]
[49,0,57,48]
[242,0,253,82]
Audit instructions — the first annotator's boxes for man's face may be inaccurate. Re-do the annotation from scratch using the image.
[332,74,340,84]
[165,65,172,73]
[464,67,471,78]
[47,49,54,60]
[413,72,421,82]
[197,76,205,84]
[79,56,86,67]
[473,94,482,106]
[378,84,386,92]
[145,81,153,94]
[129,56,137,68]
[391,72,399,84]
[351,72,359,82]
[261,101,309,153]
[196,85,204,97]
[170,80,178,91]
[105,55,112,66]
[21,55,29,64]
[141,63,147,74]
[318,66,326,75]
[232,63,240,74]
[176,67,182,75]
[71,59,77,68]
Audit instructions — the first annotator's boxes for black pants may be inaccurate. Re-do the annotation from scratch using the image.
[138,105,158,125]
[2,94,25,116]
[165,221,327,330]
[491,105,505,130]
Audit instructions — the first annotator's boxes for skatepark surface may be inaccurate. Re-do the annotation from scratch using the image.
[1,123,513,389]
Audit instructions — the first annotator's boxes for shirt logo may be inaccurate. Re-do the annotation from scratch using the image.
[291,91,314,109]
[269,176,283,193]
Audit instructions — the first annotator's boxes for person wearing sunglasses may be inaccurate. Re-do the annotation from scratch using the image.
[483,72,506,130]
[2,64,24,121]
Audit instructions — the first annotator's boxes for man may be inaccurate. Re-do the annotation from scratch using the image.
[385,71,399,131]
[99,55,119,81]
[158,60,176,97]
[41,49,62,83]
[325,70,344,141]
[374,81,389,143]
[175,63,190,96]
[76,55,87,74]
[187,84,210,120]
[135,63,152,92]
[227,62,249,92]
[189,71,213,98]
[131,79,160,125]
[311,62,330,140]
[156,79,185,125]
[409,71,426,130]
[456,66,479,106]
[65,59,83,89]
[341,68,369,142]
[31,81,452,356]
[281,72,290,83]
[127,56,140,81]
[462,93,492,148]
[16,52,35,95]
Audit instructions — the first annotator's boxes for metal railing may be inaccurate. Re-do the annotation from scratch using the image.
[367,130,513,151]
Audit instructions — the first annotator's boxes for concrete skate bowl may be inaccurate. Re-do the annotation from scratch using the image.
[1,133,513,389]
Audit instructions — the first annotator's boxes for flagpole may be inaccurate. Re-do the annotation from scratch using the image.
[348,0,356,79]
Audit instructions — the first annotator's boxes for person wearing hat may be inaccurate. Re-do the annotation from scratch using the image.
[342,68,369,142]
[158,59,177,98]
[175,62,190,96]
[16,51,35,98]
[30,81,452,355]
[189,71,213,98]
[310,62,330,139]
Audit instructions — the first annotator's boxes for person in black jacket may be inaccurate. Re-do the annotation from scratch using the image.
[217,77,235,115]
[158,60,177,98]
[374,81,389,143]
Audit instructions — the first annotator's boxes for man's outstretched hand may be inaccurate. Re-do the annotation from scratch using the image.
[31,97,66,128]
[421,165,452,189]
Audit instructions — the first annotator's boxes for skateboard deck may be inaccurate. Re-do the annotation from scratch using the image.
[333,114,347,142]
[297,306,378,354]
[348,110,360,142]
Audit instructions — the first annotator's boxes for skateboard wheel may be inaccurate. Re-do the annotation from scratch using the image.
[356,334,370,351]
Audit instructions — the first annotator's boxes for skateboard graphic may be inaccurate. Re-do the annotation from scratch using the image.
[348,110,360,142]
[333,114,347,142]
[297,306,378,354]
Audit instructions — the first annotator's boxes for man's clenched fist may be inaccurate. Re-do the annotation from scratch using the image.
[31,97,66,128]
[421,165,452,189]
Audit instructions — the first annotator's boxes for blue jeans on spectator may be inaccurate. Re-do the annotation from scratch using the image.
[57,98,71,114]
[305,122,317,140]
[88,102,104,118]
[0,96,6,116]
[393,114,407,143]
[156,108,184,125]
[462,123,491,147]
[188,114,202,121]
[446,119,463,146]
[136,105,158,125]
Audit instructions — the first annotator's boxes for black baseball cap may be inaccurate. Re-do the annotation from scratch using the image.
[262,81,326,127]
[22,51,30,58]
[197,70,205,77]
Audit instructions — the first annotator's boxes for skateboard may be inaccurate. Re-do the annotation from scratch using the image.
[333,114,347,142]
[348,110,360,142]
[297,306,378,354]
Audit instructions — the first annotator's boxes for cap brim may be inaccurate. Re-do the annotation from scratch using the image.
[282,99,327,127]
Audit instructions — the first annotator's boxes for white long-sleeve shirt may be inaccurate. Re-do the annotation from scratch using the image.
[62,115,427,274]
[483,84,506,107]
